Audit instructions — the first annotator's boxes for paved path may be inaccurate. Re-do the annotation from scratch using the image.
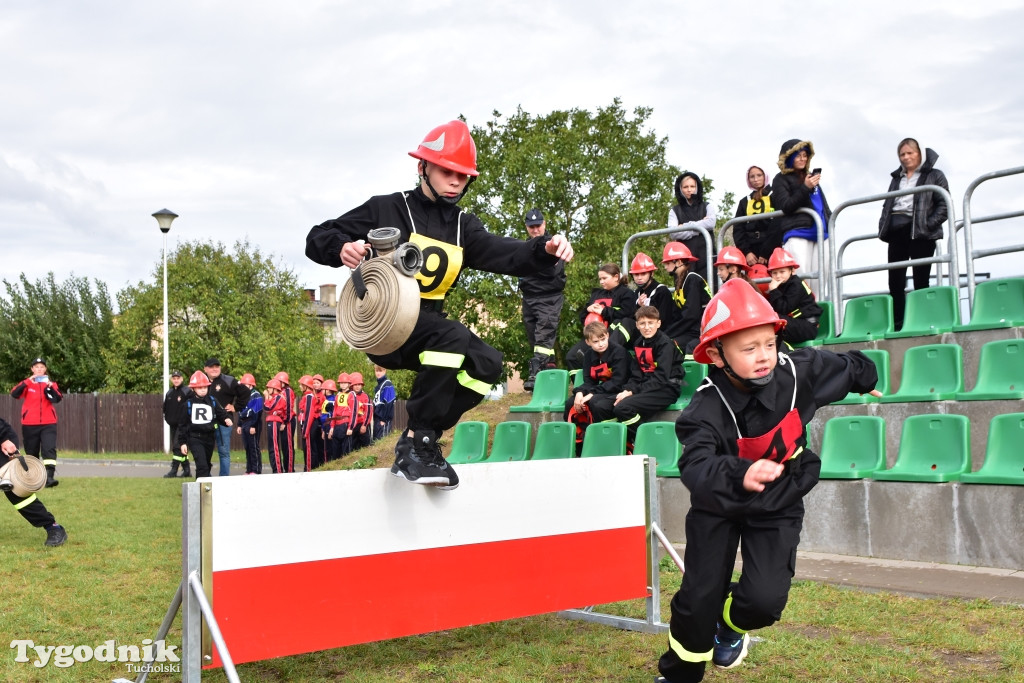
[60,459,1024,605]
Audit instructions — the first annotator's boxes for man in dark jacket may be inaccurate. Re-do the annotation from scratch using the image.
[877,140,950,330]
[519,208,567,390]
[162,370,192,478]
[204,358,236,476]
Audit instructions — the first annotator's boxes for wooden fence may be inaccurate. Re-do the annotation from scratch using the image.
[0,394,408,454]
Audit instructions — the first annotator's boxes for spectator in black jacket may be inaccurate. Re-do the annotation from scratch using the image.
[372,365,397,440]
[732,165,780,266]
[772,140,832,298]
[204,358,236,476]
[519,208,567,390]
[877,139,950,330]
[669,171,716,283]
[162,370,192,478]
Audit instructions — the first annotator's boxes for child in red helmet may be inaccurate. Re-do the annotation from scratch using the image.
[656,280,879,683]
[236,374,264,474]
[177,371,233,479]
[306,120,574,490]
[348,372,374,452]
[661,241,711,357]
[264,378,288,473]
[766,247,823,346]
[566,263,637,371]
[630,252,674,329]
[318,380,338,462]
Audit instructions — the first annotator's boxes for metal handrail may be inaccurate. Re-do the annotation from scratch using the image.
[960,165,1024,309]
[718,207,826,296]
[828,184,956,334]
[621,225,714,285]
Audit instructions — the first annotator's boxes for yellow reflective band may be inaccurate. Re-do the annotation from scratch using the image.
[419,350,465,369]
[13,494,38,510]
[457,370,491,396]
[668,632,713,663]
[722,593,748,635]
[790,309,803,318]
[172,455,187,462]
[621,414,641,426]
[42,459,57,466]
[789,446,803,461]
[610,322,631,343]
[533,346,555,356]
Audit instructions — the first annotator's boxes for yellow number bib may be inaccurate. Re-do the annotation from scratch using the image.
[745,195,774,215]
[409,233,464,300]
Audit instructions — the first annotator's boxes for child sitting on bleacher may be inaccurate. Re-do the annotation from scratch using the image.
[564,321,631,456]
[766,247,822,346]
[614,305,685,451]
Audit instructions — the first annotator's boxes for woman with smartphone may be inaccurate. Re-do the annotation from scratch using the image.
[9,357,63,488]
[771,139,832,298]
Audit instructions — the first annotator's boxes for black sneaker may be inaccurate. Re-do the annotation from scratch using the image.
[390,434,415,477]
[391,432,458,489]
[419,438,459,491]
[712,622,749,669]
[45,524,68,547]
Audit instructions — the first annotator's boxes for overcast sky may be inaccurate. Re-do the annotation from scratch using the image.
[3,0,1023,305]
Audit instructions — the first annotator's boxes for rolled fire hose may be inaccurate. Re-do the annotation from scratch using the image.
[0,452,47,497]
[336,227,424,356]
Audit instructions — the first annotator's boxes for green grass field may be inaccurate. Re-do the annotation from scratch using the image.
[3,476,1023,682]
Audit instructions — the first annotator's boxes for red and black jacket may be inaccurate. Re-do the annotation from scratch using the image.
[11,378,62,425]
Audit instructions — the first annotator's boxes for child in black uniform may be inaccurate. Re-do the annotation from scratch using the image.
[766,247,822,346]
[563,321,630,455]
[630,252,675,328]
[661,242,711,357]
[1,416,67,546]
[656,279,879,682]
[178,371,233,479]
[306,120,573,490]
[613,305,685,449]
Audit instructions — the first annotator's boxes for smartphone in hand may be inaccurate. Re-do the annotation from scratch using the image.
[32,375,49,384]
[812,168,822,176]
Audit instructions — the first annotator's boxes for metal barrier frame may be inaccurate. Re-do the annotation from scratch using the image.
[960,165,1024,309]
[828,184,956,334]
[718,208,825,295]
[622,225,715,285]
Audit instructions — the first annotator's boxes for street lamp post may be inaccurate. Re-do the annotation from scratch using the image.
[153,209,178,454]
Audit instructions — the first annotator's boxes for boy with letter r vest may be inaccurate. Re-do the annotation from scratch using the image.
[177,371,233,479]
[655,279,879,683]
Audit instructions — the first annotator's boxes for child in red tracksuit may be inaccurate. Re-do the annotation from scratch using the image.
[348,372,374,452]
[264,378,289,473]
[297,375,322,471]
[656,280,879,683]
[330,374,356,458]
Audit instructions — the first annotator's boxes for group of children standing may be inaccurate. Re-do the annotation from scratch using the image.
[169,365,396,477]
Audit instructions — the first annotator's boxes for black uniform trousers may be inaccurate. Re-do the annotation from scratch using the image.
[659,503,803,683]
[613,385,679,443]
[5,490,56,528]
[369,307,502,434]
[242,421,262,474]
[522,292,563,360]
[780,317,819,346]
[886,215,937,330]
[563,393,618,456]
[306,422,326,470]
[22,424,58,470]
[188,434,217,479]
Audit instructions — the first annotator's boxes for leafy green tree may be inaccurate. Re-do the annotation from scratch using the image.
[0,273,114,392]
[450,99,718,380]
[104,239,356,393]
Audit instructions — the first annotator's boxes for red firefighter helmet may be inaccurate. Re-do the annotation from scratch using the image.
[311,374,324,383]
[320,379,337,392]
[662,241,697,263]
[692,279,786,364]
[337,372,350,384]
[714,246,749,270]
[266,378,282,391]
[298,374,313,388]
[629,252,657,274]
[768,247,800,271]
[748,263,771,294]
[348,372,364,385]
[188,371,211,388]
[239,373,256,386]
[583,311,607,328]
[274,371,290,385]
[408,120,479,177]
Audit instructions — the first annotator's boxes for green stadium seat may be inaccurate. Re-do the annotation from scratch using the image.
[870,414,970,483]
[509,369,569,413]
[486,421,532,462]
[884,286,960,338]
[666,361,709,410]
[793,300,835,348]
[530,421,575,460]
[446,421,489,464]
[818,416,886,479]
[833,349,890,404]
[955,339,1024,400]
[823,295,894,344]
[960,413,1024,485]
[878,344,963,403]
[569,369,583,388]
[634,421,681,476]
[954,277,1024,331]
[580,422,627,458]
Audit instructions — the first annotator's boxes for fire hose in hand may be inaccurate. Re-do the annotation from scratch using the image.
[0,451,47,497]
[336,227,424,356]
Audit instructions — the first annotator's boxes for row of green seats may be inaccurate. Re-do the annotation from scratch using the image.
[819,413,1024,484]
[797,278,1024,347]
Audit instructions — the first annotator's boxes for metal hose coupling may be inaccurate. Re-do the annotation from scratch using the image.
[0,451,47,498]
[336,227,424,355]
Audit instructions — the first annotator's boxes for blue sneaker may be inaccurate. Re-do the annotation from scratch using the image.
[712,622,749,669]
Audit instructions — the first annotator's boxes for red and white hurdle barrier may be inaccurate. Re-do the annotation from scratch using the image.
[174,456,666,680]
